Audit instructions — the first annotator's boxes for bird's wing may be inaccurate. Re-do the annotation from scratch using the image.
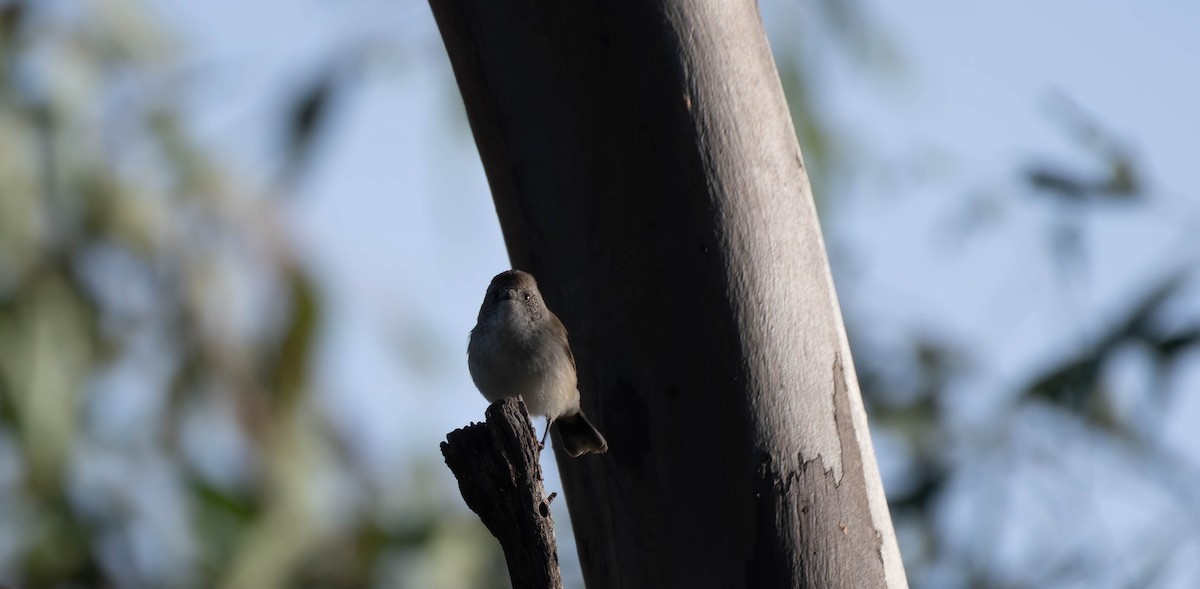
[549,313,577,373]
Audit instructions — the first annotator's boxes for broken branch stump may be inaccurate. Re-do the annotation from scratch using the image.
[440,397,563,589]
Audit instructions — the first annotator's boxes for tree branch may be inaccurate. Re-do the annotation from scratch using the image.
[441,398,563,589]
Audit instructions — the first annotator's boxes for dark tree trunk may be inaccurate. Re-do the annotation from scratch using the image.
[427,1,907,587]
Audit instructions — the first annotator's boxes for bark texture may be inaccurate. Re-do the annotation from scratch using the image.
[428,1,908,587]
[441,398,563,589]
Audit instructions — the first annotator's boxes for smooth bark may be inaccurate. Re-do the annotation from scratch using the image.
[428,1,908,587]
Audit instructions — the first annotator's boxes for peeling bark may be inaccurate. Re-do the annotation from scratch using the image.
[749,356,890,587]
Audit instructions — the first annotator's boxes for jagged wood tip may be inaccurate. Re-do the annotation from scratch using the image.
[441,397,563,589]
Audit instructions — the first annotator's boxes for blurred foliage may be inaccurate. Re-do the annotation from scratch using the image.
[850,102,1200,587]
[0,1,504,588]
[1024,94,1141,203]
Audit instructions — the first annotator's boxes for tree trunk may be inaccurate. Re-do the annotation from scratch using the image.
[427,1,908,587]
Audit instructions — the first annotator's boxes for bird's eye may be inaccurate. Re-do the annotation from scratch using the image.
[523,292,531,301]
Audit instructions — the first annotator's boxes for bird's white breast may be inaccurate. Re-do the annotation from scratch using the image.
[467,304,578,418]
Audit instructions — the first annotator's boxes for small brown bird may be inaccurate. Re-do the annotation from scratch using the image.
[467,270,608,457]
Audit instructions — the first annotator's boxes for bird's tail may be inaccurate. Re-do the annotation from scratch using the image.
[554,410,608,457]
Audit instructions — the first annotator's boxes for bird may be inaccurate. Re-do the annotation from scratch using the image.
[467,269,608,457]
